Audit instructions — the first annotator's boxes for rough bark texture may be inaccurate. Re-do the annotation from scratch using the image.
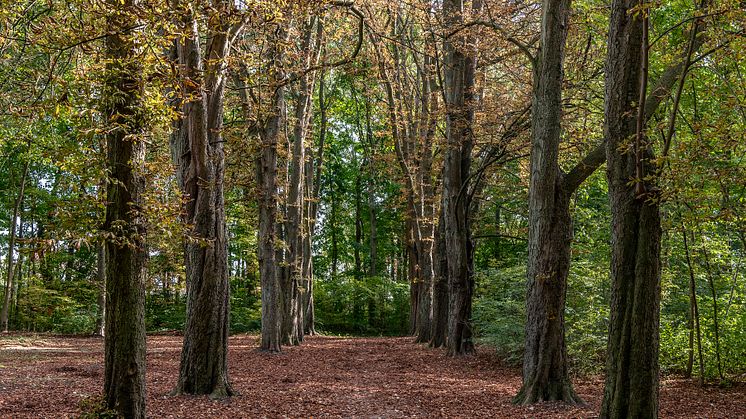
[283,19,318,346]
[443,0,477,356]
[258,27,286,352]
[302,58,327,336]
[515,0,580,404]
[102,2,147,415]
[170,2,238,397]
[600,0,662,416]
[518,3,705,402]
[414,54,437,344]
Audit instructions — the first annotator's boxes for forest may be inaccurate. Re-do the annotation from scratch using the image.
[0,0,744,417]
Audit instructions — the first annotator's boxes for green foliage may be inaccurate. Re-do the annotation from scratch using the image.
[145,295,186,332]
[78,395,120,419]
[315,274,409,336]
[14,272,97,334]
[229,276,261,333]
[473,266,526,365]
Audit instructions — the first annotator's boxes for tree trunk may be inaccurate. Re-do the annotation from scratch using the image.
[170,2,240,397]
[515,0,580,404]
[10,252,24,330]
[258,26,286,352]
[414,54,437,345]
[700,238,724,381]
[303,55,328,336]
[1,159,29,333]
[94,242,106,337]
[102,2,147,415]
[442,0,478,356]
[406,210,421,335]
[355,171,363,279]
[430,206,448,348]
[682,224,704,385]
[283,19,318,346]
[600,0,662,416]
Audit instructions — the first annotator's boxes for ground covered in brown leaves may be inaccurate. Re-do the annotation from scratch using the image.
[0,334,744,418]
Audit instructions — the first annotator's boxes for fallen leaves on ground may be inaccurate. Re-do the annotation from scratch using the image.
[0,334,743,418]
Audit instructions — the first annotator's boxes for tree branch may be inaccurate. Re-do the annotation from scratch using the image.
[276,1,364,89]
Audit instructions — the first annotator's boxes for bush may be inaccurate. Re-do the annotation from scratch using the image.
[315,274,409,335]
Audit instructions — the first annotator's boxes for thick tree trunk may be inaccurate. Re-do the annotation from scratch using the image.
[600,0,662,416]
[515,0,580,404]
[259,103,282,352]
[1,159,28,333]
[414,54,437,344]
[258,28,285,352]
[283,19,317,346]
[443,0,478,356]
[170,4,238,397]
[102,3,147,415]
[303,60,328,336]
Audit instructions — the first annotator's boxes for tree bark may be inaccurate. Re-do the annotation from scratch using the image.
[430,205,448,348]
[284,18,319,346]
[600,0,662,416]
[102,2,147,415]
[1,159,28,333]
[442,0,478,356]
[414,53,437,344]
[170,1,241,397]
[682,224,704,385]
[258,26,286,352]
[515,0,581,404]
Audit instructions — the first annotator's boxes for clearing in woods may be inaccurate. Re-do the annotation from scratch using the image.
[0,334,744,418]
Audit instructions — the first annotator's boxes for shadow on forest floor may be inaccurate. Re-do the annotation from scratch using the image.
[0,334,744,418]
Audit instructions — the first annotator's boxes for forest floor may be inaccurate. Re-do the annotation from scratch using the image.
[0,334,744,418]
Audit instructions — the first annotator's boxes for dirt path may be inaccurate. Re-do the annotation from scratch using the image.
[0,335,743,418]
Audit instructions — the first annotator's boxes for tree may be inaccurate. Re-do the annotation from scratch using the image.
[442,0,480,356]
[101,1,147,416]
[600,0,661,416]
[283,16,321,346]
[517,0,710,403]
[169,0,245,397]
[516,0,582,404]
[1,158,29,332]
[257,23,286,353]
